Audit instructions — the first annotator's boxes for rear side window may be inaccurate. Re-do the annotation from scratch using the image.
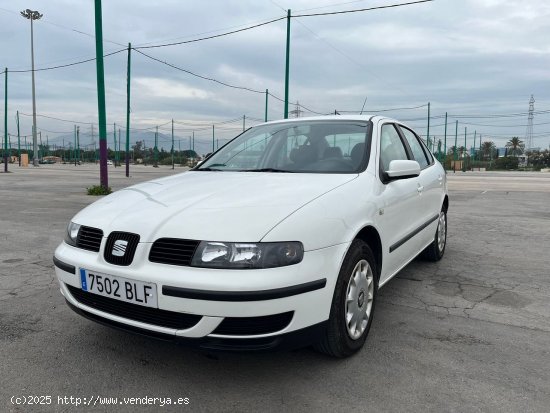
[379,124,409,171]
[399,126,430,169]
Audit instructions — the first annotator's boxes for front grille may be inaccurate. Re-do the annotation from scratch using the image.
[149,238,200,266]
[76,226,104,252]
[66,285,201,330]
[212,312,294,336]
[104,232,140,266]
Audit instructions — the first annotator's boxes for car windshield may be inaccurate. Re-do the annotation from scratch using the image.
[196,120,371,173]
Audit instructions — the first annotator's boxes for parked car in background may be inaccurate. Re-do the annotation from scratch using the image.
[53,115,448,357]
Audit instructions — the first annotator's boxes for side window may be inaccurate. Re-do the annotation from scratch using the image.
[380,124,409,172]
[399,127,430,169]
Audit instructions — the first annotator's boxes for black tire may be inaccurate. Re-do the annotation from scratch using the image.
[421,209,447,261]
[315,239,378,358]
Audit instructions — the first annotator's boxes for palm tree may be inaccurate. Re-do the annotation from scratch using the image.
[506,137,524,156]
[481,141,495,160]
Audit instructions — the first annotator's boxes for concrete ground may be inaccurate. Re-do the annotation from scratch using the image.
[1,165,549,412]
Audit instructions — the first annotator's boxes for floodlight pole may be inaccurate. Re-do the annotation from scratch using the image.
[20,9,42,167]
[94,0,108,188]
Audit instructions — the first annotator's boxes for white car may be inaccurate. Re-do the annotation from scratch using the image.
[54,116,448,357]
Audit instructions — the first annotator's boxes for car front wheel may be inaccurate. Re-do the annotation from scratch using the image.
[315,240,378,357]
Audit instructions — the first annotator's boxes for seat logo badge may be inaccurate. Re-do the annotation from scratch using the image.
[112,240,128,257]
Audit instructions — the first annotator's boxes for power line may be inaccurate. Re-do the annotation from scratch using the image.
[8,48,126,73]
[295,0,370,13]
[292,0,434,17]
[134,16,286,50]
[133,49,266,94]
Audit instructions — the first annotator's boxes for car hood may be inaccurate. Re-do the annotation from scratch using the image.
[73,171,358,242]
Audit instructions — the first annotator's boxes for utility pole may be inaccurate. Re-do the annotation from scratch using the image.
[77,126,80,164]
[479,134,482,162]
[21,9,42,167]
[212,125,215,152]
[113,123,117,166]
[265,89,269,122]
[243,115,246,132]
[118,128,121,165]
[171,119,174,169]
[192,131,194,155]
[453,120,458,173]
[17,110,21,166]
[426,102,430,146]
[125,42,131,177]
[93,0,108,188]
[473,130,477,161]
[154,126,158,167]
[3,68,7,172]
[463,126,467,172]
[284,9,291,119]
[74,126,77,166]
[443,112,447,165]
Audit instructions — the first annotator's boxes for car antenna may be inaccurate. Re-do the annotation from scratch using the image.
[359,96,368,115]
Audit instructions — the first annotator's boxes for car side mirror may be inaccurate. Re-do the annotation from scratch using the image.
[386,160,420,180]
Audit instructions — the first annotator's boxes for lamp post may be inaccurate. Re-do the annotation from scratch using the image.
[20,9,42,167]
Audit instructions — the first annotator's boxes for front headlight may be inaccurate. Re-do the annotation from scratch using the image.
[64,222,81,246]
[191,241,304,269]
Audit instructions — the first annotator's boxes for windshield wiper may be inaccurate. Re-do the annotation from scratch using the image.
[240,168,295,173]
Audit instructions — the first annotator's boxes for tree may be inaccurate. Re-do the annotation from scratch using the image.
[506,137,524,156]
[481,141,496,160]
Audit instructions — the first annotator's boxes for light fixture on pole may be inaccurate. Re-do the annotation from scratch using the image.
[20,8,42,167]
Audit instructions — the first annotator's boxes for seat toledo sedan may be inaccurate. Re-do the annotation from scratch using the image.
[54,115,448,357]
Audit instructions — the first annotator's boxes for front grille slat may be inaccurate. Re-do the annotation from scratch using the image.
[149,238,200,266]
[212,312,294,336]
[76,226,103,252]
[66,285,201,329]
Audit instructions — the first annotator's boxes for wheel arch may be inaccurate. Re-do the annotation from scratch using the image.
[354,225,383,280]
[442,194,449,212]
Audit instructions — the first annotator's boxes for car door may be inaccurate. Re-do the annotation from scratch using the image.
[398,125,442,248]
[374,122,425,284]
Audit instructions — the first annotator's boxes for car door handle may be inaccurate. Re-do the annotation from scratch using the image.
[417,185,424,193]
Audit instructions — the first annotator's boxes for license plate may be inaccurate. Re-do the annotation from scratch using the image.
[79,268,158,308]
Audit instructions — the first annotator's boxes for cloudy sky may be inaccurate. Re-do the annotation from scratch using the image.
[1,0,550,153]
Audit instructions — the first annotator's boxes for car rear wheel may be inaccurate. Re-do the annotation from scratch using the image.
[421,209,447,261]
[315,239,378,357]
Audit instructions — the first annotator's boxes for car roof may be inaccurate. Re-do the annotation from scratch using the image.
[255,115,401,127]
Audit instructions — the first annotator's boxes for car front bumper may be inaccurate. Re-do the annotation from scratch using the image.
[54,241,349,347]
